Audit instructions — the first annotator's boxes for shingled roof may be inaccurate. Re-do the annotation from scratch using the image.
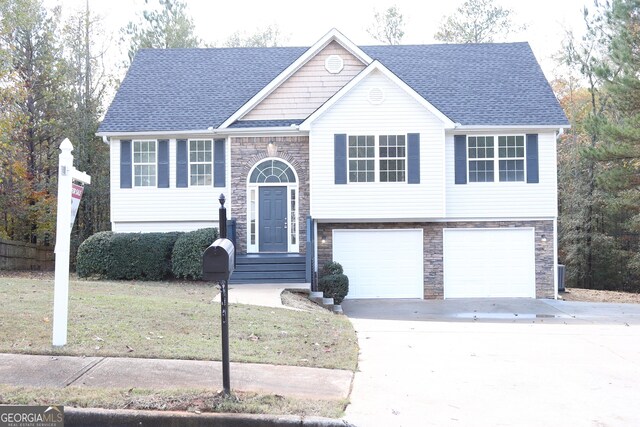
[98,42,568,133]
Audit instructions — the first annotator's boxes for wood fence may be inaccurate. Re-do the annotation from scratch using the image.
[0,238,54,271]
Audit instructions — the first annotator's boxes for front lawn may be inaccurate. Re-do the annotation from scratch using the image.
[0,275,357,370]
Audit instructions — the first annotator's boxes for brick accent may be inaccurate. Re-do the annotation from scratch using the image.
[230,136,310,254]
[317,220,555,299]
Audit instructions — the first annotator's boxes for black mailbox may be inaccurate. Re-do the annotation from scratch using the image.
[202,238,235,281]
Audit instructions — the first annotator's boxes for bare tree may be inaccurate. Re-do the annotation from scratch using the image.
[224,25,288,48]
[367,5,405,45]
[434,0,524,43]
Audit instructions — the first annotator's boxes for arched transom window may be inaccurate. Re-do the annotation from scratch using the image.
[249,159,296,183]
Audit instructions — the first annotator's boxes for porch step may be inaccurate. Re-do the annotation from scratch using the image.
[229,254,307,284]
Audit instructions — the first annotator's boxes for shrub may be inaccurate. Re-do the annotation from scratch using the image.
[76,231,114,278]
[318,261,349,304]
[171,228,219,280]
[76,231,181,280]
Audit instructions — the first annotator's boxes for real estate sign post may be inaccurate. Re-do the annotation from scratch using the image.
[53,139,91,347]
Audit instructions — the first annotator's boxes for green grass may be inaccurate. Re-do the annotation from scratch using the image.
[0,276,358,370]
[0,385,347,418]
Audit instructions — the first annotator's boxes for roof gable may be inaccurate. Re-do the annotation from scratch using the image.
[300,60,455,130]
[241,40,366,121]
[218,29,372,129]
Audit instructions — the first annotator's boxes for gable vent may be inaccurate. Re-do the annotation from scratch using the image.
[325,55,344,74]
[368,87,385,105]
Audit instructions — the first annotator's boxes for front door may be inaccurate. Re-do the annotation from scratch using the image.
[259,186,287,252]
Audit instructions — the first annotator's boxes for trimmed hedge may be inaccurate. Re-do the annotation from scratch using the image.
[318,261,349,304]
[76,231,181,280]
[171,228,219,280]
[76,231,114,278]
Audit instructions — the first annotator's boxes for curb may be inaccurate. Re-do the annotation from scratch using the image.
[65,407,355,427]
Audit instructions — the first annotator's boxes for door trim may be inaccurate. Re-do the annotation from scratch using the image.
[246,158,299,253]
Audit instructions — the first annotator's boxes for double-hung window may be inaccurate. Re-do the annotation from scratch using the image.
[189,139,213,186]
[379,135,406,182]
[468,135,526,183]
[348,135,375,182]
[348,134,407,183]
[133,140,157,187]
[498,136,525,182]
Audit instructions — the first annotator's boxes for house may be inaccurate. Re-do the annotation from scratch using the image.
[97,29,569,299]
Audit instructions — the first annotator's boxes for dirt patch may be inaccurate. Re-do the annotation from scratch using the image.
[562,288,640,304]
[281,291,330,313]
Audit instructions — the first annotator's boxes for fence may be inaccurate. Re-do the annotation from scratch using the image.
[0,238,55,271]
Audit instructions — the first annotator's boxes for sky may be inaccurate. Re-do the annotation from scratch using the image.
[47,0,591,80]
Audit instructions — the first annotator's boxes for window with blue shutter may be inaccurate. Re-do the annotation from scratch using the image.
[157,139,169,188]
[526,134,539,183]
[334,134,347,184]
[454,135,467,184]
[214,139,226,187]
[407,133,420,184]
[176,139,188,188]
[120,139,132,188]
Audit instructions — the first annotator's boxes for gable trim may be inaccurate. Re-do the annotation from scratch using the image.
[299,60,456,131]
[218,29,372,130]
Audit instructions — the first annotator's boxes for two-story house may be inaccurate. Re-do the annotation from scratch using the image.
[97,29,569,299]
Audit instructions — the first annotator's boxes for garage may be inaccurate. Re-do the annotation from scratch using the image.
[443,228,536,298]
[332,229,424,299]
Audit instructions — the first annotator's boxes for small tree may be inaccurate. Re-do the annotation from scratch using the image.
[367,5,405,45]
[434,0,523,43]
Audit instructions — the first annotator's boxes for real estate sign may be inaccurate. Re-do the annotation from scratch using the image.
[70,183,83,228]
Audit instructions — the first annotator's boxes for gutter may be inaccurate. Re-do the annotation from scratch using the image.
[453,124,571,131]
[96,125,304,139]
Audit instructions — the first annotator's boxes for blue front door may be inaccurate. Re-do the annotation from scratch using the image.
[259,186,287,252]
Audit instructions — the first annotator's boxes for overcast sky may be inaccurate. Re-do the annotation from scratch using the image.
[48,0,591,79]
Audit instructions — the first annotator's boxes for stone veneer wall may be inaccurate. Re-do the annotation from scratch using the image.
[230,136,310,254]
[316,220,555,299]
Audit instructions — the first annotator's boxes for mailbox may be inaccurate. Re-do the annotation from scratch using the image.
[202,238,235,281]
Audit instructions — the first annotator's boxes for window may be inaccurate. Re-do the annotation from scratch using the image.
[468,135,526,183]
[133,140,156,187]
[348,135,375,182]
[189,139,212,186]
[468,136,494,182]
[379,135,406,182]
[498,136,525,182]
[348,135,407,183]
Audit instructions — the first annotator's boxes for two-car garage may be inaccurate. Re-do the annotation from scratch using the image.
[330,227,537,299]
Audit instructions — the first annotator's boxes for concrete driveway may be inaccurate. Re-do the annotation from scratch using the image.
[342,298,640,427]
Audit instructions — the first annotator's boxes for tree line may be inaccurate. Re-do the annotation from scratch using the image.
[1,0,638,292]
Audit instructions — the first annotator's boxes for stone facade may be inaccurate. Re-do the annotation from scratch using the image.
[317,220,555,299]
[230,136,310,254]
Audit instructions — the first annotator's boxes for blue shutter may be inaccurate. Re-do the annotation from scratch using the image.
[334,134,347,184]
[407,133,420,184]
[176,139,188,188]
[157,139,169,188]
[120,139,132,188]
[526,134,539,183]
[454,135,467,185]
[214,139,226,188]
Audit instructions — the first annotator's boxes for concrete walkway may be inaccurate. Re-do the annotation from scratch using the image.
[0,353,352,400]
[212,283,310,309]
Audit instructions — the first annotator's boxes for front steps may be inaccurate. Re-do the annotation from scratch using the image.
[229,253,307,284]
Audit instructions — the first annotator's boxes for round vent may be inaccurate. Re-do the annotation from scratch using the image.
[368,87,385,105]
[324,55,344,74]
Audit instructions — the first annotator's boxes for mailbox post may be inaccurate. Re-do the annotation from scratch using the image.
[202,194,234,395]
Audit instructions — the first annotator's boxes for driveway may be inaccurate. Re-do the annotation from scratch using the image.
[342,298,640,427]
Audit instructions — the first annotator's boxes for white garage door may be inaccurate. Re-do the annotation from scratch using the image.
[332,229,423,299]
[443,228,535,298]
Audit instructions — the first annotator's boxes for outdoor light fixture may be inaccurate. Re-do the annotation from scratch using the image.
[267,140,277,157]
[321,234,326,244]
[541,235,547,242]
